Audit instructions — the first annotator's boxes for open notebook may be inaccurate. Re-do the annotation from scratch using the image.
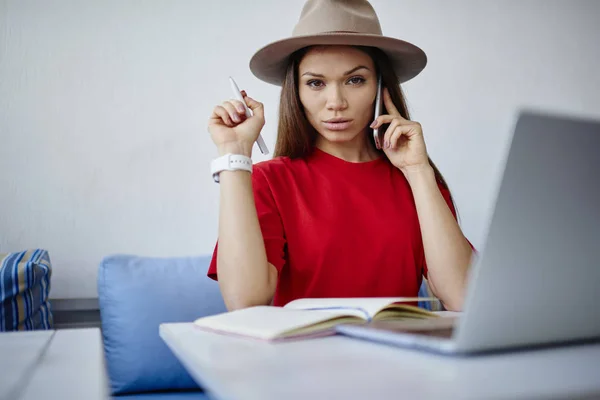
[193,297,438,341]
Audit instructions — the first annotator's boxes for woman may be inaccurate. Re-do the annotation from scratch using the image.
[206,0,474,312]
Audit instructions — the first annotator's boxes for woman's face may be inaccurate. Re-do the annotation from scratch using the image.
[298,46,377,146]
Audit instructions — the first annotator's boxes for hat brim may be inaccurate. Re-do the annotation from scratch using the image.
[249,32,427,86]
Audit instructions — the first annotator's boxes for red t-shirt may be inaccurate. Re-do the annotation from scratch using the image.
[207,147,458,307]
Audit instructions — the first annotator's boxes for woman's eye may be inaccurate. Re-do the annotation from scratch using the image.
[348,76,366,85]
[306,77,365,88]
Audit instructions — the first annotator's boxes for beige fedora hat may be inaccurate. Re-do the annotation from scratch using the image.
[249,0,427,86]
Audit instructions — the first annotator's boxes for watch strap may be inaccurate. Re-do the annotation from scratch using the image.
[210,153,253,183]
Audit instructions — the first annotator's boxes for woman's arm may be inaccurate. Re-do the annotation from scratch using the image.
[372,87,473,311]
[208,93,278,311]
[216,159,278,311]
[405,166,473,311]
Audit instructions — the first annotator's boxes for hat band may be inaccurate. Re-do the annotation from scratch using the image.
[293,30,382,39]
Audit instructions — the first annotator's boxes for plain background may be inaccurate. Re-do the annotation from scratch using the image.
[1,0,599,299]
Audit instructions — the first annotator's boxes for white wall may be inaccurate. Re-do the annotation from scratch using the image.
[1,0,599,299]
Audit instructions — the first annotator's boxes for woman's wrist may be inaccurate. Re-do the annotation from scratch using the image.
[217,142,254,158]
[402,164,435,186]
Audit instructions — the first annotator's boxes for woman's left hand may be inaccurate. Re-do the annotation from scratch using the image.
[370,87,430,174]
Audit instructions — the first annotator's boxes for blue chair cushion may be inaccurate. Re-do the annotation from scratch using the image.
[0,249,53,331]
[98,254,227,395]
[418,277,445,311]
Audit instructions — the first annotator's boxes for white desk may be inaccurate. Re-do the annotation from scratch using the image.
[0,330,54,400]
[0,328,109,400]
[160,322,600,400]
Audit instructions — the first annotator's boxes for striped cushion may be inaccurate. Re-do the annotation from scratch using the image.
[0,249,53,331]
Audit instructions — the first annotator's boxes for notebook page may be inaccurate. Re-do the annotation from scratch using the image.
[283,297,427,320]
[193,306,355,340]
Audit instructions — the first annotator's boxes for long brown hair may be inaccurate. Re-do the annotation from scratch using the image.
[274,45,456,212]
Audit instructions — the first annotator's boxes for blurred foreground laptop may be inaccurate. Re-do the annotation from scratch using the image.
[337,110,600,355]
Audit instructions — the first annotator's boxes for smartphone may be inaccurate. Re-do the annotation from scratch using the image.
[373,75,383,149]
[229,76,269,155]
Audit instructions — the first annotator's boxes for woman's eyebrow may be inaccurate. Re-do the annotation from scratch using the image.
[343,65,370,75]
[301,65,371,78]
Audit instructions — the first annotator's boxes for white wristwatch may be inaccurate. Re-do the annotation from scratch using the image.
[210,153,253,183]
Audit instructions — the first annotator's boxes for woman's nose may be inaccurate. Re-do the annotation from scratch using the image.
[325,86,348,111]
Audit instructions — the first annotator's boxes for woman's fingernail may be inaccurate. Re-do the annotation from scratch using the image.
[237,106,245,113]
[232,114,240,122]
[370,121,376,128]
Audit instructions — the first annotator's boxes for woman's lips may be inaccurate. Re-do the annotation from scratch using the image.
[323,120,353,131]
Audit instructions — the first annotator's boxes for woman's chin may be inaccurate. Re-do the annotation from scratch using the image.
[317,129,363,144]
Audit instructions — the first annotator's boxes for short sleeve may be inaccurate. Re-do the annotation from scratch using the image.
[422,183,475,279]
[207,166,287,281]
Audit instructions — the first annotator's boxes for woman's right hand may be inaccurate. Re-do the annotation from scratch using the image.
[208,90,265,157]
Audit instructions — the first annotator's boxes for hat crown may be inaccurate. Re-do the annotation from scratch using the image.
[292,0,382,37]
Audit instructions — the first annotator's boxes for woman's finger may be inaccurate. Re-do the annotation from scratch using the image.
[383,119,400,148]
[229,99,247,115]
[370,114,395,129]
[242,94,265,120]
[382,87,405,118]
[221,101,244,124]
[389,125,408,149]
[390,124,421,149]
[211,105,234,127]
[371,113,413,129]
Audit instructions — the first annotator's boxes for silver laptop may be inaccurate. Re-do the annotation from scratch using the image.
[337,110,600,355]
